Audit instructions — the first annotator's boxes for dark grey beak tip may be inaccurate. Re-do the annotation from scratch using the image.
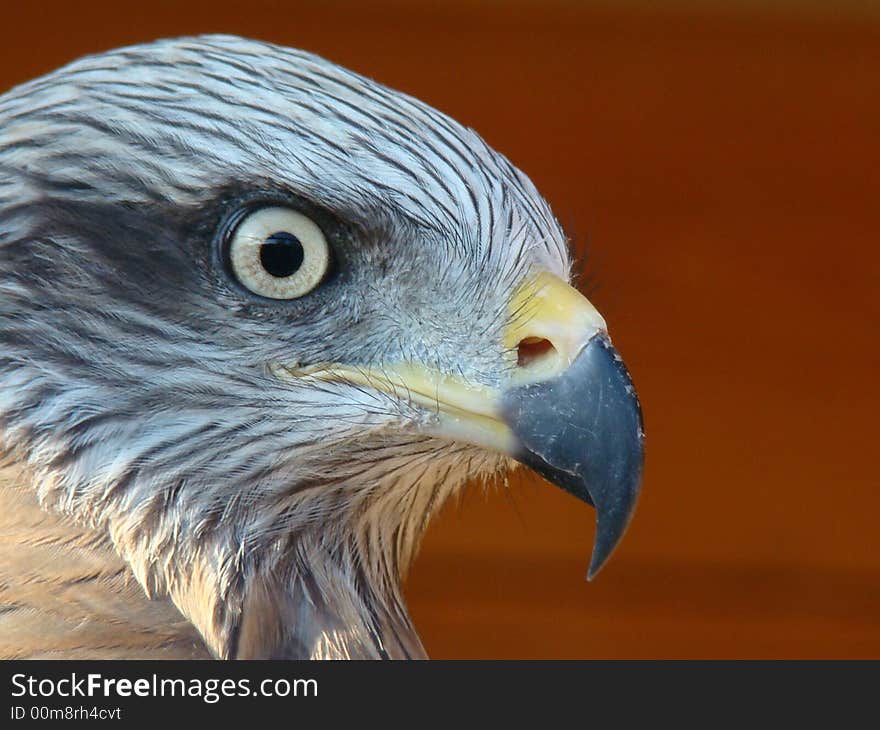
[502,334,645,579]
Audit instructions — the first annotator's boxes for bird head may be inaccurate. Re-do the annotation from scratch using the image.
[0,35,644,658]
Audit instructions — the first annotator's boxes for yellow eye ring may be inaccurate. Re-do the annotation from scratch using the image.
[228,207,330,299]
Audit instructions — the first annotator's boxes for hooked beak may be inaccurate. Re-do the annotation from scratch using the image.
[501,331,644,578]
[498,272,645,578]
[274,272,645,578]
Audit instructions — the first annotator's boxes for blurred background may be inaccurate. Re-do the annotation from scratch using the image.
[2,0,877,658]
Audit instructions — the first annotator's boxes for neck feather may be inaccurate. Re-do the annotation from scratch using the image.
[0,465,208,659]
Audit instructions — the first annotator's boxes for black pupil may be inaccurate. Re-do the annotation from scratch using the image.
[260,232,304,278]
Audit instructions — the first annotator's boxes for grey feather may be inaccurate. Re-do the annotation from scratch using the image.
[0,35,570,658]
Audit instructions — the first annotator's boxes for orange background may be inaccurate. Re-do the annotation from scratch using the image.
[2,1,878,658]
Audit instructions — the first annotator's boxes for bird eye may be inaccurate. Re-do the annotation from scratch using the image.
[227,207,330,299]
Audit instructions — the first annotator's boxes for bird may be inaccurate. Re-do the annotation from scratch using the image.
[0,35,644,659]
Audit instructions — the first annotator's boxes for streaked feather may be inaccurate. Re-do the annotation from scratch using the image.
[0,35,566,658]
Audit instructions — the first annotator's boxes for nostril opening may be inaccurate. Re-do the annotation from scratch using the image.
[517,337,557,368]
